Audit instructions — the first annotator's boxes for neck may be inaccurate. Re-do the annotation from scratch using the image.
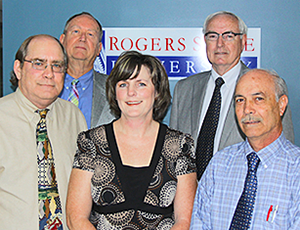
[248,128,282,152]
[115,116,158,138]
[67,60,93,79]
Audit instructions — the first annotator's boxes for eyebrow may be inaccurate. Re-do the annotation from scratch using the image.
[31,58,64,64]
[234,91,265,98]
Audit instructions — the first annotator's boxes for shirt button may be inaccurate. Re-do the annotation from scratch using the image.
[83,88,86,90]
[264,164,267,168]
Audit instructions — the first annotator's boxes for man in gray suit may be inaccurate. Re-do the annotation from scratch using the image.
[59,12,115,128]
[170,11,294,179]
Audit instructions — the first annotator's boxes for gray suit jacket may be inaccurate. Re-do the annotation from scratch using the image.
[170,62,294,151]
[91,70,116,128]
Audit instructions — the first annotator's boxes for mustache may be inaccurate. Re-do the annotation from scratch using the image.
[240,114,262,123]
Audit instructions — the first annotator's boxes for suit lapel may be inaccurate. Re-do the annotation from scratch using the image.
[219,62,248,150]
[91,71,107,128]
[191,72,211,139]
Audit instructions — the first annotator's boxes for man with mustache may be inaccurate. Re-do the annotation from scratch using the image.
[59,12,115,128]
[190,69,300,229]
[170,11,294,180]
[0,34,87,229]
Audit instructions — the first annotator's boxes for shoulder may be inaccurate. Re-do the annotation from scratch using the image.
[175,70,211,88]
[279,137,300,163]
[165,125,194,143]
[93,70,108,81]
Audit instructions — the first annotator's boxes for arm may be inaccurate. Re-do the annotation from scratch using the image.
[66,168,96,230]
[171,172,197,230]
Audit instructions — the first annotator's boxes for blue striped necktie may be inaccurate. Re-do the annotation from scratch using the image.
[68,79,79,106]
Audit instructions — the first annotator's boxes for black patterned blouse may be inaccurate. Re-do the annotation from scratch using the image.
[73,122,196,229]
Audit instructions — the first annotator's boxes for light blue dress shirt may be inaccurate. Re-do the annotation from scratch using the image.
[190,133,300,229]
[59,69,93,128]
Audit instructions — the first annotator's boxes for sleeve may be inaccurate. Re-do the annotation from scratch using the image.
[190,165,213,230]
[175,132,196,177]
[72,130,96,173]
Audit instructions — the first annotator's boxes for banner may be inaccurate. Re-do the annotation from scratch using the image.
[94,28,261,79]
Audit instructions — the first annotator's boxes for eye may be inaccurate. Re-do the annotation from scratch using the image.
[255,97,264,101]
[88,33,94,37]
[118,82,127,88]
[235,98,244,103]
[33,60,45,67]
[224,34,234,40]
[72,30,79,34]
[53,63,62,68]
[138,82,146,87]
[208,34,218,40]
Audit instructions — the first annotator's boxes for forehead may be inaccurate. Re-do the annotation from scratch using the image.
[27,37,64,60]
[67,15,99,31]
[207,14,239,32]
[236,71,276,96]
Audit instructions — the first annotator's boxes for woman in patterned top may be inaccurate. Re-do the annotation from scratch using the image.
[66,50,197,230]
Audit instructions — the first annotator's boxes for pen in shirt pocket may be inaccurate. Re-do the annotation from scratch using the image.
[266,204,278,222]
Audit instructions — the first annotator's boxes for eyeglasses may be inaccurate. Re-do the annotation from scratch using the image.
[24,59,65,73]
[205,31,243,41]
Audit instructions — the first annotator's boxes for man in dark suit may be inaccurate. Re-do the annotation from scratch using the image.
[170,11,294,179]
[59,12,115,128]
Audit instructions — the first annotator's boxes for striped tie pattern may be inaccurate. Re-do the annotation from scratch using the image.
[229,152,260,229]
[68,79,79,106]
[36,109,63,229]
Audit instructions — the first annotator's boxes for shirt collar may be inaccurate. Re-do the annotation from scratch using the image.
[211,61,241,88]
[65,69,93,89]
[16,87,55,122]
[243,133,286,168]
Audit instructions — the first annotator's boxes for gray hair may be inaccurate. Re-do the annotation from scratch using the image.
[239,68,288,101]
[203,11,248,37]
[63,12,103,42]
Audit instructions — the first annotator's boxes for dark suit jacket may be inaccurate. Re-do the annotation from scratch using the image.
[170,62,294,151]
[91,70,116,128]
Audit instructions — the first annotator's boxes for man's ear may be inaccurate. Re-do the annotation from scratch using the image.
[14,60,22,80]
[279,94,288,116]
[59,34,65,44]
[97,42,102,56]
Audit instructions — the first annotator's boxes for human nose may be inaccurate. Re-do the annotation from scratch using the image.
[244,100,255,115]
[43,64,54,79]
[79,33,86,42]
[127,84,137,96]
[217,34,225,47]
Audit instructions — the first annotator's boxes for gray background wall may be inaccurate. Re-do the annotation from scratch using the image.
[3,0,300,145]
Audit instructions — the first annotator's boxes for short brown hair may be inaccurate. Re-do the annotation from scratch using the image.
[106,51,171,122]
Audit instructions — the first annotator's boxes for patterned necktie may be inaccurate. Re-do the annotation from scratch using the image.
[229,152,260,230]
[36,109,63,229]
[195,77,224,180]
[68,79,79,106]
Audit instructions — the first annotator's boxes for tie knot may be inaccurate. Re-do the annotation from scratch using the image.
[247,152,260,172]
[215,77,225,87]
[71,79,79,86]
[37,109,49,118]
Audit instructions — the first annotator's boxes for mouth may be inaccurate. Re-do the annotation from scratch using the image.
[75,46,87,50]
[126,101,142,105]
[243,120,260,125]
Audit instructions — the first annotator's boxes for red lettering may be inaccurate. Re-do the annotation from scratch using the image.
[151,38,161,51]
[178,37,186,51]
[193,36,202,51]
[165,38,175,51]
[109,36,119,51]
[121,38,133,51]
[245,38,255,51]
[136,37,147,51]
